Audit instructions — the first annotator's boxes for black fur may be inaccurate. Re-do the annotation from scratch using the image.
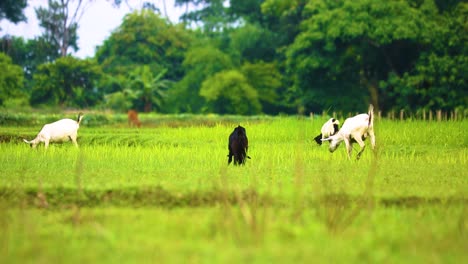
[314,134,323,145]
[333,124,339,135]
[314,120,340,145]
[228,125,250,165]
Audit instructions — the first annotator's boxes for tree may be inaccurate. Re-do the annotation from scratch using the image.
[167,45,233,113]
[229,0,264,23]
[0,53,24,106]
[200,69,261,114]
[35,0,93,57]
[31,56,103,107]
[96,9,192,81]
[228,22,277,63]
[261,0,307,51]
[95,9,192,112]
[286,0,441,112]
[0,0,27,24]
[128,65,171,112]
[380,1,467,111]
[104,87,139,112]
[382,54,467,111]
[108,0,165,15]
[1,36,60,82]
[240,61,283,113]
[176,0,231,33]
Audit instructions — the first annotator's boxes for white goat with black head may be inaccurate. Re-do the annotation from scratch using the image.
[322,105,375,159]
[314,118,340,145]
[23,113,84,148]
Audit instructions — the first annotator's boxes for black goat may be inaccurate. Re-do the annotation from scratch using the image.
[228,125,250,165]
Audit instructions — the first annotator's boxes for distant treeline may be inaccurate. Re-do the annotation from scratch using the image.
[0,0,466,115]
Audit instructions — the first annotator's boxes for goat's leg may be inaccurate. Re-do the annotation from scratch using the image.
[354,137,367,160]
[240,150,247,165]
[344,139,352,159]
[228,146,233,164]
[69,135,79,147]
[369,129,376,150]
[356,145,366,159]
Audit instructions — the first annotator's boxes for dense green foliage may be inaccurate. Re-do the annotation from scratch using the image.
[0,0,27,24]
[1,36,59,81]
[0,53,25,106]
[0,114,466,262]
[96,10,191,81]
[30,56,103,107]
[200,69,262,114]
[0,0,466,114]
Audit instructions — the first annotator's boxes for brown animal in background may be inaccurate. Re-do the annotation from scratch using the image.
[127,109,141,127]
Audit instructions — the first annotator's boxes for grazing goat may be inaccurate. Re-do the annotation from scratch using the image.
[127,109,141,128]
[314,118,340,145]
[228,125,251,165]
[322,105,375,159]
[23,113,84,148]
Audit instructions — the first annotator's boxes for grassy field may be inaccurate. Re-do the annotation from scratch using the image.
[0,114,467,263]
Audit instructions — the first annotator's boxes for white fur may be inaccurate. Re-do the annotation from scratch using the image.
[322,105,375,159]
[314,118,340,145]
[321,118,340,139]
[23,114,83,148]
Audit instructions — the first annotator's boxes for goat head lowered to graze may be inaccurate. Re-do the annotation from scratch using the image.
[314,118,340,145]
[322,105,376,159]
[127,109,141,128]
[23,113,84,149]
[228,125,251,165]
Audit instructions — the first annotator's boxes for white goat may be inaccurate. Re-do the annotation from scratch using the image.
[23,113,84,148]
[314,118,340,145]
[322,105,375,159]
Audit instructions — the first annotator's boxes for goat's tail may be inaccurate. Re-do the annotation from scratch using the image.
[368,104,374,127]
[77,113,84,124]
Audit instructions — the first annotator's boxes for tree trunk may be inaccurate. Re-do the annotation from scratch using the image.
[144,100,152,113]
[162,0,168,20]
[360,70,379,111]
[61,0,68,57]
[367,81,379,111]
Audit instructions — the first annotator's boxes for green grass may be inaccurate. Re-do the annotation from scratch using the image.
[0,115,467,263]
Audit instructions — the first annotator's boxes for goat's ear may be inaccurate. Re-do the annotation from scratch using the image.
[333,124,339,134]
[321,137,333,142]
[314,134,323,145]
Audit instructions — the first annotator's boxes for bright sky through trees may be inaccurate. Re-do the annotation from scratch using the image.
[0,0,188,58]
